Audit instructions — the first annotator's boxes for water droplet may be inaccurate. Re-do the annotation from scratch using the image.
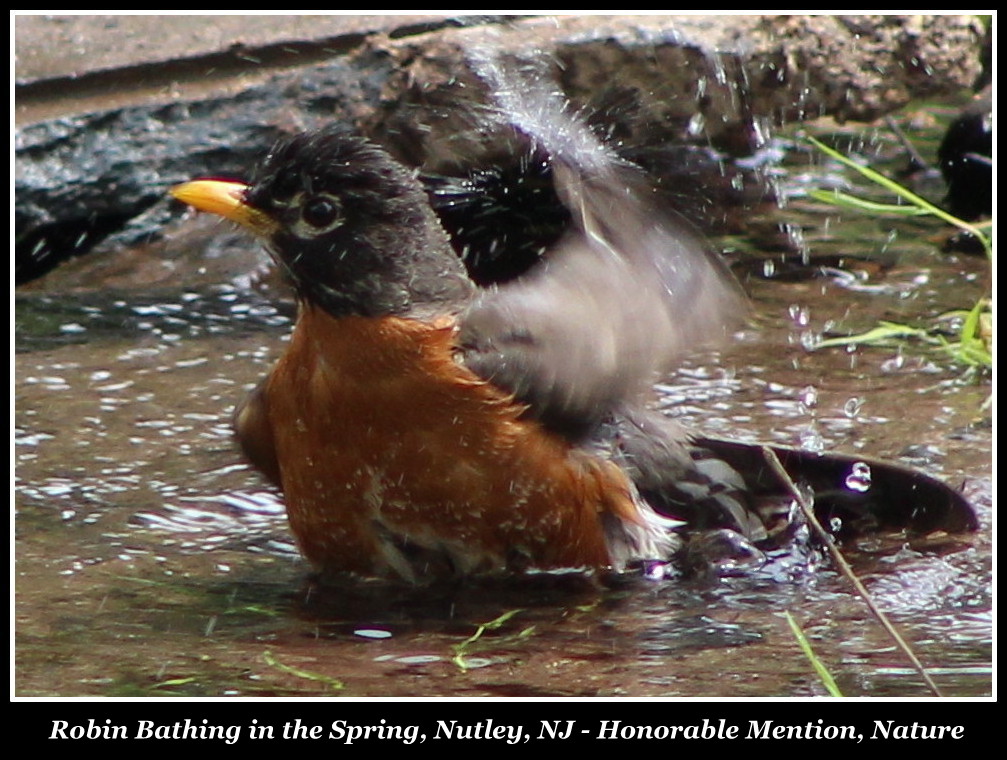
[788,304,810,326]
[880,354,906,373]
[800,427,824,452]
[780,223,809,264]
[751,116,773,148]
[391,654,442,665]
[845,462,872,492]
[455,657,494,669]
[354,628,393,640]
[799,330,821,351]
[800,385,818,410]
[843,397,864,418]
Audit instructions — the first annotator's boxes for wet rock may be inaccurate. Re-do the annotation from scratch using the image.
[359,15,986,163]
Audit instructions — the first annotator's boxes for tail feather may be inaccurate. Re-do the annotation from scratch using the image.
[692,436,979,537]
[607,407,978,559]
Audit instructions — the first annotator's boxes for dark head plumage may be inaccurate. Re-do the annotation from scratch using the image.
[173,126,474,319]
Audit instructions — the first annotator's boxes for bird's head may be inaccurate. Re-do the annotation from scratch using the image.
[171,127,474,318]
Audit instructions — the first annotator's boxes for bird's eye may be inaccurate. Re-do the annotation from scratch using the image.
[302,196,340,229]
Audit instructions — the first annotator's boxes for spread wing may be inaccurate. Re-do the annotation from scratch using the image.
[456,60,748,436]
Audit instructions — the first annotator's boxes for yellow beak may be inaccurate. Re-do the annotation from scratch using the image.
[170,179,278,237]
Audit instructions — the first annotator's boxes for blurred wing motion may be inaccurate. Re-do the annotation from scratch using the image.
[455,55,748,435]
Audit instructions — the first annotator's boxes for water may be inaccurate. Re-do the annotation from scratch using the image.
[13,111,992,698]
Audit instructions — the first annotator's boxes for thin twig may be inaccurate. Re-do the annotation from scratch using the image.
[760,446,945,697]
[884,115,932,174]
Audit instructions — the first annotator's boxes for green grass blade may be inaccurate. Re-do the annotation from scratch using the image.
[785,611,844,697]
[263,651,344,691]
[808,189,930,216]
[814,322,930,349]
[806,134,991,258]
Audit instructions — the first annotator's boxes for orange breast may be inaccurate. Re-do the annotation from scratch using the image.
[261,305,647,581]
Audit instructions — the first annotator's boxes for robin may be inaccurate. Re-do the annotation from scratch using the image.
[170,107,976,583]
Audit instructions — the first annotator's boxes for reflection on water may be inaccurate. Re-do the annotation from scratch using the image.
[14,121,991,698]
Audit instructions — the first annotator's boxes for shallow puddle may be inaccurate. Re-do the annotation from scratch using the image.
[14,114,992,698]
